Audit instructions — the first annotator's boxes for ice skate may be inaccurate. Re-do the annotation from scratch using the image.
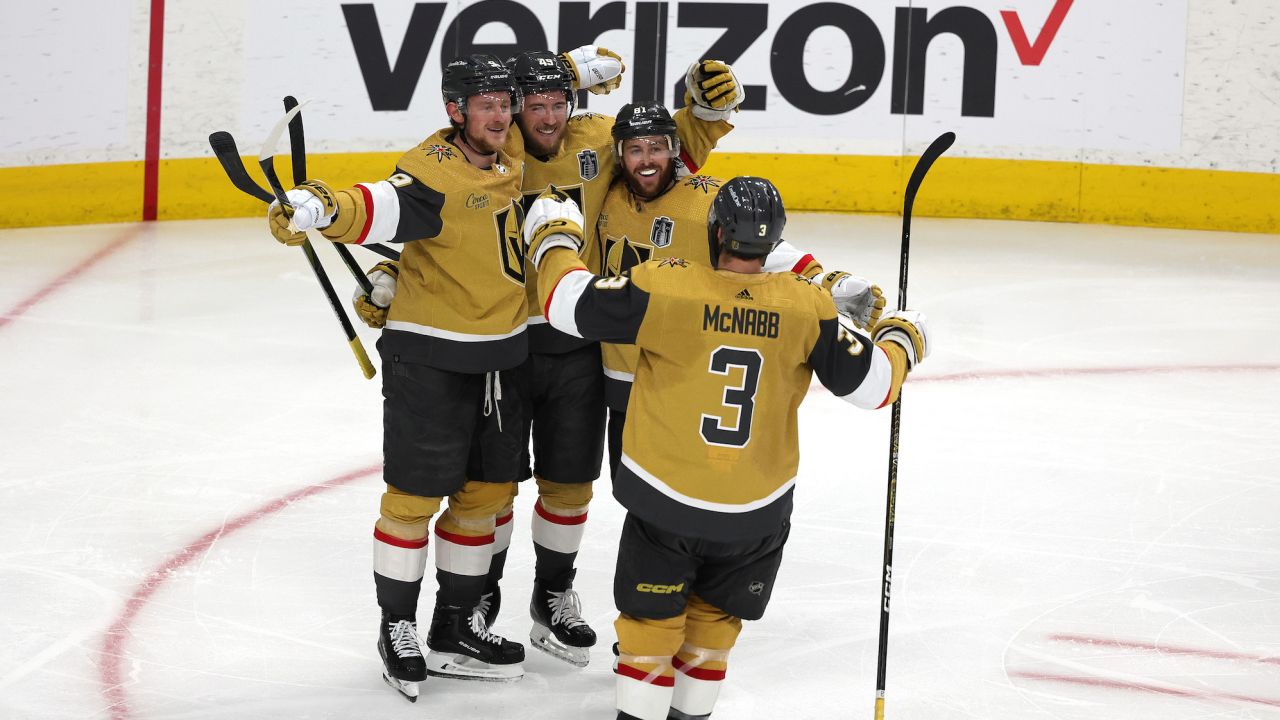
[377,613,427,702]
[529,570,596,667]
[425,603,525,682]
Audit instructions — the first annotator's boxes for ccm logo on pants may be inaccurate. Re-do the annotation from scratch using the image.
[636,582,685,594]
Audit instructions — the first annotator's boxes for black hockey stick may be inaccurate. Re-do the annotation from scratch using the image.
[874,131,954,720]
[281,96,375,296]
[208,132,275,203]
[207,129,399,262]
[259,106,377,380]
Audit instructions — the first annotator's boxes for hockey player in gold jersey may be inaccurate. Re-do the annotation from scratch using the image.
[461,49,742,667]
[521,178,929,720]
[597,102,887,478]
[266,55,531,699]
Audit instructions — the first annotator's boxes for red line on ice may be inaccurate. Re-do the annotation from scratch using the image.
[96,465,381,720]
[0,226,142,331]
[910,363,1280,383]
[1009,670,1280,709]
[1048,632,1280,666]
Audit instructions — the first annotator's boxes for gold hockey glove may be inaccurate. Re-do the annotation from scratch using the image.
[267,180,338,246]
[524,188,585,270]
[873,310,930,371]
[685,60,744,120]
[351,261,399,329]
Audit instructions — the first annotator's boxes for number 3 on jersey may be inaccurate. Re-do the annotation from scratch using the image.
[700,346,763,448]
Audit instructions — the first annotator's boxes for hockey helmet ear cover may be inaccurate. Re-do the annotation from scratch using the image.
[707,176,786,265]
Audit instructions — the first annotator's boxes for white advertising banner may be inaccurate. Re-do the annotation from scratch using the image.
[220,0,1187,158]
[0,0,1225,168]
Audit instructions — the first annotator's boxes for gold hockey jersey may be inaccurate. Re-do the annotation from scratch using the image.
[507,108,731,354]
[597,176,831,412]
[533,247,907,540]
[319,128,526,373]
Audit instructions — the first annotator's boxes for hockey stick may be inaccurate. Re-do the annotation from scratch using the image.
[208,131,275,203]
[281,96,375,296]
[207,129,400,262]
[259,106,377,380]
[874,131,954,720]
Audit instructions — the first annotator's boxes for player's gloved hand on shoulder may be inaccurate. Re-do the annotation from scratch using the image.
[818,271,885,330]
[873,310,930,371]
[267,180,338,246]
[559,46,624,95]
[351,261,399,329]
[523,188,585,270]
[684,60,744,121]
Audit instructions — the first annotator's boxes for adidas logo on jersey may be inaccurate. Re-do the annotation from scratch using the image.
[735,288,753,301]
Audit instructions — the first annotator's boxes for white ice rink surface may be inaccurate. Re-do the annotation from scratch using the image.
[1,214,1277,720]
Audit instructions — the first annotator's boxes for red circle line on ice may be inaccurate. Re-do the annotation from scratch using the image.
[92,360,1280,718]
[96,466,381,720]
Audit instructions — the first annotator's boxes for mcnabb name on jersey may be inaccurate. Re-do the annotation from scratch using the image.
[703,304,780,338]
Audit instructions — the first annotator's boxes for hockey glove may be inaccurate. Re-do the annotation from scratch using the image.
[684,60,744,121]
[524,188,585,270]
[560,45,624,95]
[873,310,930,371]
[819,271,885,330]
[267,180,338,246]
[351,261,399,329]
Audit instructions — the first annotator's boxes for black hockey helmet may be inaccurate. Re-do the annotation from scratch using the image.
[707,176,786,264]
[611,102,678,144]
[507,50,575,113]
[441,54,522,113]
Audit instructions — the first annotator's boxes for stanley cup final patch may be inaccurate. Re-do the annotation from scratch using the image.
[577,149,599,181]
[650,216,674,248]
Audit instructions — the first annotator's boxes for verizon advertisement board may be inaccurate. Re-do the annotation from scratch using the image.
[0,0,1198,165]
[225,0,1188,157]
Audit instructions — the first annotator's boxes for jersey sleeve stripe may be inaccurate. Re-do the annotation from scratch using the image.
[679,148,700,174]
[354,183,374,244]
[836,344,895,409]
[545,268,593,339]
[790,253,815,275]
[356,181,403,245]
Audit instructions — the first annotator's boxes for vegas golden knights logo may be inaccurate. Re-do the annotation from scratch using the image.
[495,202,526,285]
[650,216,674,248]
[604,235,653,277]
[577,150,599,181]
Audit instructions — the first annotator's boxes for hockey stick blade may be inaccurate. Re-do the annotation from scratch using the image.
[258,102,307,209]
[897,131,955,310]
[209,131,275,203]
[903,132,955,215]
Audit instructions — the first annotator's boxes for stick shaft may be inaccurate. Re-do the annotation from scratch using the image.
[283,96,375,295]
[874,131,954,717]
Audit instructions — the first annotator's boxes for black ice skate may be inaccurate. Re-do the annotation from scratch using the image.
[529,570,597,667]
[377,613,427,702]
[425,603,525,682]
